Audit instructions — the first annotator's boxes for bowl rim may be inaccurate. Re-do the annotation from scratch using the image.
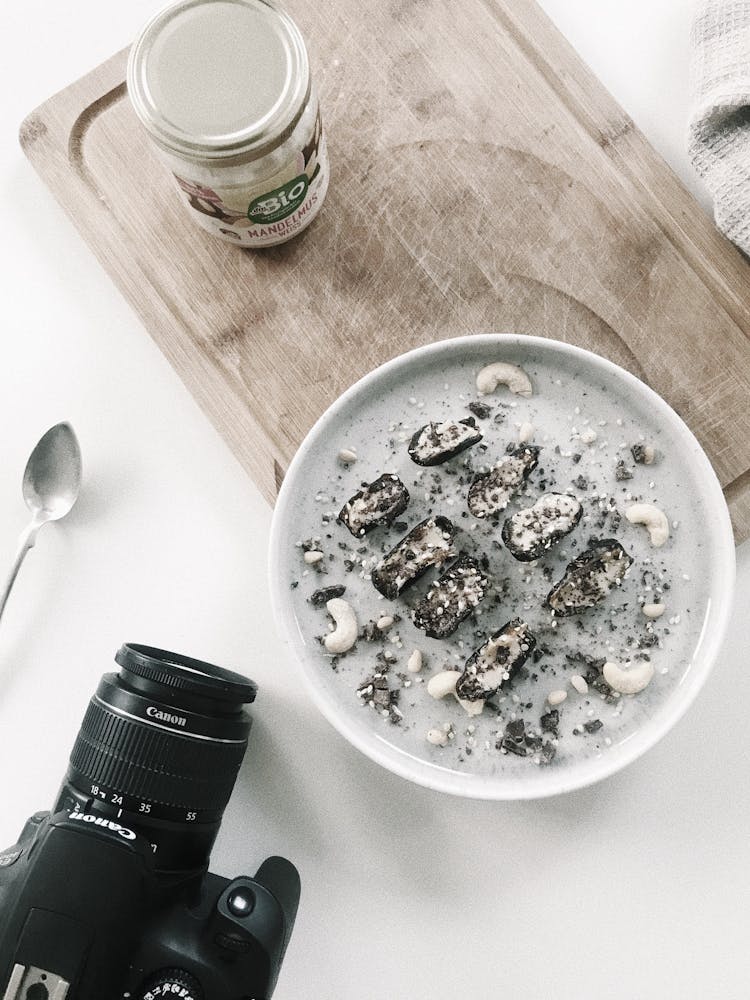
[268,333,736,799]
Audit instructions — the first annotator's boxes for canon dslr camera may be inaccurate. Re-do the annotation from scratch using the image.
[0,644,300,1000]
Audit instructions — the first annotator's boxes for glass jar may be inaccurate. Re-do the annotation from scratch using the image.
[127,0,329,247]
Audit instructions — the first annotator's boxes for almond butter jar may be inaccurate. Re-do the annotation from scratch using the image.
[127,0,329,247]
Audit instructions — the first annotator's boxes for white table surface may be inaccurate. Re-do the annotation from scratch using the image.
[1,2,747,997]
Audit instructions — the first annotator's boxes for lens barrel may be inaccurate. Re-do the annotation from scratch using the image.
[56,644,257,870]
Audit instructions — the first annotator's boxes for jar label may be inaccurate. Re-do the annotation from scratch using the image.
[171,113,329,247]
[247,174,310,224]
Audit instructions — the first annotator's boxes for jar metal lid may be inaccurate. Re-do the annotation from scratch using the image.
[127,0,310,161]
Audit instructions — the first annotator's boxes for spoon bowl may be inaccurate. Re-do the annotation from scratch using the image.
[22,422,82,522]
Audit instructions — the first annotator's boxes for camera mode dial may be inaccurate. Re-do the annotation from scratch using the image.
[137,969,202,1000]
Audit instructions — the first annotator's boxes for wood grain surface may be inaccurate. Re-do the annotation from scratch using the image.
[19,0,750,541]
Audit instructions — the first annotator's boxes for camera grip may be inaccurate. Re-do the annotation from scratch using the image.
[252,857,301,959]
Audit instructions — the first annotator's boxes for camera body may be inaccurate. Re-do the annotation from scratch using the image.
[0,810,298,1000]
[0,645,300,1000]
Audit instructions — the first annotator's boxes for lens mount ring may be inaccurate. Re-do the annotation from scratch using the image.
[115,643,257,704]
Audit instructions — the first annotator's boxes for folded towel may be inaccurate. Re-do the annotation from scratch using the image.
[689,0,750,255]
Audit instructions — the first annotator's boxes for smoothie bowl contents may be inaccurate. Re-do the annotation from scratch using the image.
[269,335,735,798]
[127,0,328,247]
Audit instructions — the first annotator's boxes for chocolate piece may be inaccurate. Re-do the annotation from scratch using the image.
[467,400,493,420]
[309,584,346,607]
[545,538,633,616]
[501,493,582,561]
[499,719,528,756]
[456,618,536,700]
[539,743,557,765]
[540,709,559,735]
[524,732,543,752]
[371,516,456,599]
[412,554,488,639]
[467,445,540,518]
[408,418,482,466]
[615,460,633,482]
[356,671,402,724]
[338,473,410,538]
[360,621,380,642]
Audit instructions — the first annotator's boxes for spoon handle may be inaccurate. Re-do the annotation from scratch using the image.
[0,521,42,625]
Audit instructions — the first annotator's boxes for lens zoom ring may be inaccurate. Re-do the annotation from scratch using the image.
[69,701,246,811]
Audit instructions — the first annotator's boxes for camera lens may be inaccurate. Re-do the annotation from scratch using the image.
[55,644,257,870]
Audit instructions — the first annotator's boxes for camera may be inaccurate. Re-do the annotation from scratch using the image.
[0,643,300,1000]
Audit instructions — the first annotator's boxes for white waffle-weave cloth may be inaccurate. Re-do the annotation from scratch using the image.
[689,0,750,254]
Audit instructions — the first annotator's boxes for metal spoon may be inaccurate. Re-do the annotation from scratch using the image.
[0,422,82,624]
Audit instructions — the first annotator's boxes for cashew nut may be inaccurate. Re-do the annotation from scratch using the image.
[643,602,665,620]
[427,670,485,717]
[324,598,358,654]
[603,660,654,695]
[625,503,669,547]
[476,362,533,398]
[427,670,462,699]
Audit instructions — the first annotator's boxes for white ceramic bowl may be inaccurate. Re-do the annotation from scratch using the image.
[268,335,735,798]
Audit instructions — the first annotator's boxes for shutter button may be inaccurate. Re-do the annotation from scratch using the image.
[226,887,255,917]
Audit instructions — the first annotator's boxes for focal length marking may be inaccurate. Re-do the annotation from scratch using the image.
[79,779,219,825]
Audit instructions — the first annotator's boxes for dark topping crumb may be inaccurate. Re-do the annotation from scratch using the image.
[360,621,380,642]
[540,709,560,735]
[565,652,618,702]
[615,460,633,482]
[467,400,493,420]
[498,718,528,756]
[540,743,557,766]
[309,584,346,607]
[356,671,402,724]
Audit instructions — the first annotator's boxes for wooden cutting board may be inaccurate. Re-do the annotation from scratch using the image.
[20,0,750,542]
